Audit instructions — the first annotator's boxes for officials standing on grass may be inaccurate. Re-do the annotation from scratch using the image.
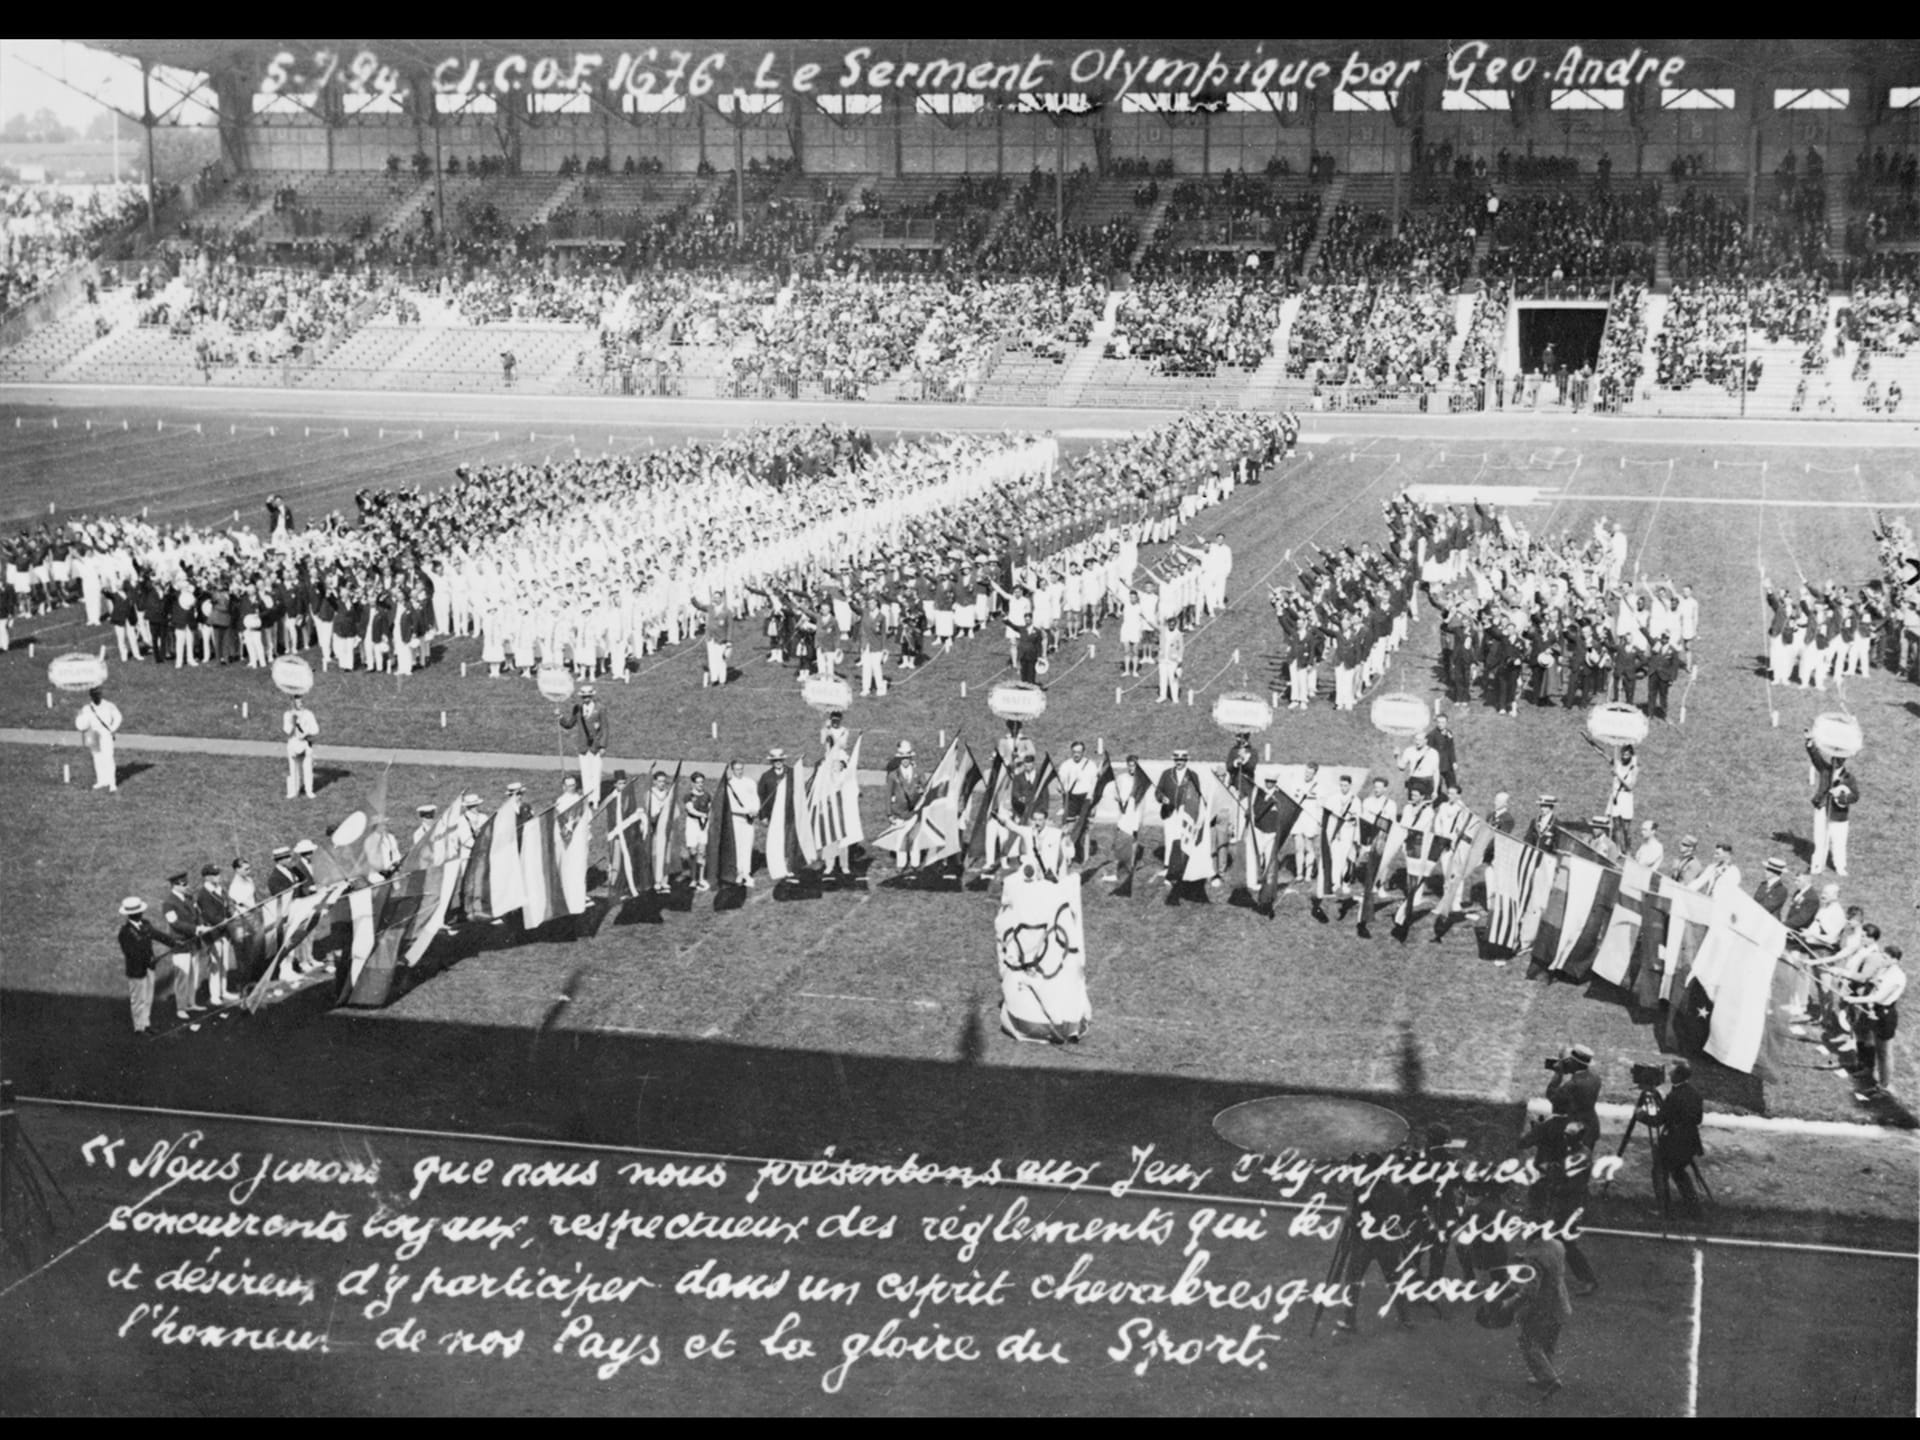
[75,685,122,792]
[562,686,610,802]
[284,694,318,799]
[117,896,161,1035]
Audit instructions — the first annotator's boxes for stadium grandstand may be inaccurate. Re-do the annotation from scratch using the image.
[2,38,1918,416]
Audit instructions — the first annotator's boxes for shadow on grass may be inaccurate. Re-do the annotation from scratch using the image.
[1771,828,1813,863]
[112,761,155,786]
[8,981,1910,1250]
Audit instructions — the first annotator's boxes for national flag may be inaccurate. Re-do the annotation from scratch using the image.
[485,799,527,918]
[404,858,461,965]
[1316,795,1357,899]
[519,807,564,929]
[1630,872,1671,1010]
[1592,859,1656,988]
[398,791,468,873]
[1486,831,1555,954]
[460,812,496,915]
[345,868,436,1008]
[963,752,1008,866]
[765,759,817,881]
[1437,814,1494,919]
[655,761,685,887]
[243,882,350,1011]
[1073,752,1118,857]
[1536,854,1617,979]
[1017,753,1057,825]
[808,736,864,853]
[1254,786,1305,912]
[557,799,593,916]
[707,766,748,887]
[1659,886,1715,1005]
[223,891,290,988]
[607,777,650,901]
[1616,594,1648,650]
[1679,891,1790,1073]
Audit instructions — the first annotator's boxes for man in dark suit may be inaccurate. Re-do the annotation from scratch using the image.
[562,686,610,802]
[1752,857,1792,918]
[1523,795,1563,854]
[1653,1060,1706,1219]
[118,896,162,1035]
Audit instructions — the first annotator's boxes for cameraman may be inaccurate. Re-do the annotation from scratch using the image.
[1546,1043,1602,1135]
[1519,1081,1601,1296]
[1651,1061,1705,1220]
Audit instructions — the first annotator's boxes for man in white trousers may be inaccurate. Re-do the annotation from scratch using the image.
[284,695,318,799]
[75,686,122,792]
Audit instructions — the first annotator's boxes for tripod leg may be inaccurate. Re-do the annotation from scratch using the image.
[12,1122,72,1213]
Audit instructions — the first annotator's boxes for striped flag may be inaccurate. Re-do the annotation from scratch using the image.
[519,807,564,929]
[1592,859,1657,987]
[557,799,593,916]
[1437,814,1494,919]
[963,753,1008,867]
[243,882,350,1011]
[808,736,864,853]
[1536,854,1619,979]
[1486,831,1555,953]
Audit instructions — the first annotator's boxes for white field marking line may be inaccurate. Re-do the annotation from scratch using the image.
[1686,1244,1704,1418]
[0,1173,182,1303]
[1560,494,1918,510]
[795,992,940,1009]
[1630,458,1678,575]
[16,1096,1919,1260]
[16,383,1920,447]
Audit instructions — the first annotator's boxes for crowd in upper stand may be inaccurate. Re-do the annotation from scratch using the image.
[1,182,151,314]
[1310,202,1474,287]
[14,142,1920,413]
[1482,185,1661,295]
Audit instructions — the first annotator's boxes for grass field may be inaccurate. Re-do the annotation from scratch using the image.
[2,392,1918,1415]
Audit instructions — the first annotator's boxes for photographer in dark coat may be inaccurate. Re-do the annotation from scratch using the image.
[1653,1060,1706,1220]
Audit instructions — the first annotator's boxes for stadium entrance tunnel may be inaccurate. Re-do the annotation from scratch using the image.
[1211,1096,1409,1158]
[1518,302,1609,375]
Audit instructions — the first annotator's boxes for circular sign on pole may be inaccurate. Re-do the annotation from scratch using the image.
[802,676,852,714]
[535,666,577,703]
[1212,691,1273,736]
[270,655,314,697]
[1808,711,1863,762]
[988,681,1048,722]
[330,811,367,848]
[1368,691,1431,739]
[1586,702,1650,748]
[48,652,108,692]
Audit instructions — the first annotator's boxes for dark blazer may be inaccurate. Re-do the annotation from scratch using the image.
[1656,1081,1704,1164]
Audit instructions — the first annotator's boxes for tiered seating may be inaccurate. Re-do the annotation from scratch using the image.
[971,347,1072,406]
[259,171,417,240]
[1105,274,1283,374]
[1452,282,1509,389]
[1482,184,1660,294]
[1285,283,1372,378]
[976,173,1136,278]
[0,286,141,381]
[841,175,1003,263]
[1594,282,1648,404]
[1145,175,1320,274]
[180,171,292,236]
[397,325,590,392]
[295,321,428,390]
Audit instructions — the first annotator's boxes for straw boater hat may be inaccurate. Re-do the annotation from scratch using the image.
[895,741,914,758]
[120,896,146,916]
[294,840,316,855]
[767,747,787,762]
